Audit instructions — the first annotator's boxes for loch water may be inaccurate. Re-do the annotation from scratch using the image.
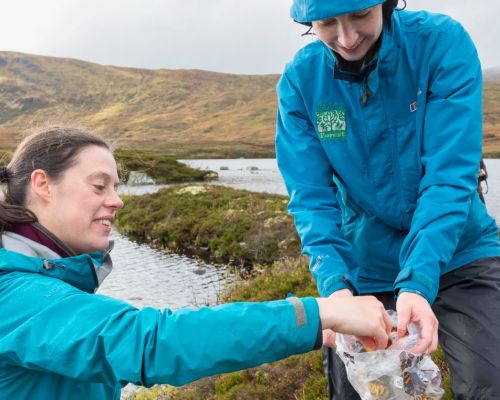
[100,159,500,310]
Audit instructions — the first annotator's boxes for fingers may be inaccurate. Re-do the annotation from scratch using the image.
[358,336,377,352]
[374,303,391,349]
[396,301,410,338]
[411,316,439,353]
[411,318,433,353]
[323,329,337,348]
[382,306,393,335]
[430,327,439,353]
[372,326,389,350]
[397,292,439,354]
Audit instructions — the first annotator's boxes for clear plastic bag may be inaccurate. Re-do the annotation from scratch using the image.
[335,310,444,400]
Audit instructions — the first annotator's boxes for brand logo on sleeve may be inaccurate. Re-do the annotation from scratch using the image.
[316,104,347,140]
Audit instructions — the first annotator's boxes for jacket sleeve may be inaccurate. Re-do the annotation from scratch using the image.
[0,274,319,387]
[394,23,483,303]
[276,69,360,297]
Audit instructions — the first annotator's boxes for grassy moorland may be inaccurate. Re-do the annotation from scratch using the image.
[115,185,300,268]
[483,82,500,158]
[116,185,455,400]
[1,51,499,159]
[0,51,277,158]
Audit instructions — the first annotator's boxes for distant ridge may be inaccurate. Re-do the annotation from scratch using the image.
[0,51,279,158]
[0,51,499,158]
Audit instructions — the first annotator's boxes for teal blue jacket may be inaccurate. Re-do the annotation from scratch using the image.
[0,232,320,399]
[276,9,500,303]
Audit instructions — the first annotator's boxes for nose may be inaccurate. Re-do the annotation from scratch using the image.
[337,21,359,48]
[106,190,124,210]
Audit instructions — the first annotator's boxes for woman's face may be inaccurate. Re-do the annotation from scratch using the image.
[312,5,383,62]
[36,145,124,254]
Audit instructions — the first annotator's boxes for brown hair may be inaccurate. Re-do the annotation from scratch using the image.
[0,126,110,233]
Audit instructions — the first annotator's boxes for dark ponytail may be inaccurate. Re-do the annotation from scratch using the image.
[0,126,110,234]
[383,0,405,29]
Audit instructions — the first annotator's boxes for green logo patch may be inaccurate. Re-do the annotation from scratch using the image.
[316,104,347,140]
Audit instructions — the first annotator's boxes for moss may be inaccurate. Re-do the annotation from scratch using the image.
[115,185,301,268]
[215,372,244,395]
[114,149,216,184]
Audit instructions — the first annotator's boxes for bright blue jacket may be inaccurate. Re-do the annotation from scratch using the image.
[0,233,320,400]
[276,9,500,303]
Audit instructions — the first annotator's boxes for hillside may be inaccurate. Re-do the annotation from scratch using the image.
[483,82,500,157]
[0,52,278,158]
[1,52,499,158]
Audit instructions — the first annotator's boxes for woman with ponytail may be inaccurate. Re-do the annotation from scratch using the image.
[0,126,391,400]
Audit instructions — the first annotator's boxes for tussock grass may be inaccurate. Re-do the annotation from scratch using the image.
[115,185,300,268]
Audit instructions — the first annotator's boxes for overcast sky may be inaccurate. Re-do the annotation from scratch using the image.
[0,0,499,74]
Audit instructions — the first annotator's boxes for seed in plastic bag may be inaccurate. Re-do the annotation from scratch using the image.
[403,370,428,396]
[412,393,442,400]
[403,371,416,395]
[367,378,392,400]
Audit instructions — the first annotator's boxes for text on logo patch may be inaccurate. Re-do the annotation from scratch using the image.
[316,104,347,140]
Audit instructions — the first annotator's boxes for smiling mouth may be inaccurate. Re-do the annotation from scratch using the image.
[338,39,364,53]
[95,219,112,227]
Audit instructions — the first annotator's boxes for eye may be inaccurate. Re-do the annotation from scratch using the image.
[93,184,105,191]
[352,11,370,19]
[317,18,337,28]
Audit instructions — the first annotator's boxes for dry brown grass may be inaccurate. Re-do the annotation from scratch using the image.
[1,52,499,158]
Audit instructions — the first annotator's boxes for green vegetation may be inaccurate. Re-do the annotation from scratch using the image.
[116,185,455,399]
[124,257,453,399]
[115,185,300,268]
[114,149,216,184]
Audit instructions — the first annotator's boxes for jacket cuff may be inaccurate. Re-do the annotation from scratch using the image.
[286,296,321,351]
[313,313,323,350]
[319,274,359,297]
[394,267,439,304]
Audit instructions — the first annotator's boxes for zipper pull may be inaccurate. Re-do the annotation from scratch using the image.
[361,78,371,105]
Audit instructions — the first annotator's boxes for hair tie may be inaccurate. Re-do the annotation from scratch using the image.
[0,165,10,183]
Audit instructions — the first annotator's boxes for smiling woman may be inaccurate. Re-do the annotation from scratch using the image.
[0,126,393,400]
[29,146,123,254]
[278,0,500,399]
[311,5,384,62]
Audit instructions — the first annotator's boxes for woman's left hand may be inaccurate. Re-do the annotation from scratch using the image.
[396,292,439,354]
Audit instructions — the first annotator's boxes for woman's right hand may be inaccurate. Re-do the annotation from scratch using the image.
[317,291,392,350]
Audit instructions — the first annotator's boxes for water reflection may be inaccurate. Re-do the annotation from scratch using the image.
[98,230,231,310]
[179,158,500,223]
[106,158,499,311]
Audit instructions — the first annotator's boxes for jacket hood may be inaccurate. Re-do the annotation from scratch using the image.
[0,231,113,293]
[291,0,386,23]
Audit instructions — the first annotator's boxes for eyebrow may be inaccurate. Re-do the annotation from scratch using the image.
[87,172,120,188]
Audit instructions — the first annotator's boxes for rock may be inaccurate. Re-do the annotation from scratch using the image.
[220,166,229,170]
[204,171,219,180]
[127,171,155,186]
[175,185,208,195]
[192,268,207,275]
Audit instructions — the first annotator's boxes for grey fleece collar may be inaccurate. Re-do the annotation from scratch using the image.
[0,231,114,292]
